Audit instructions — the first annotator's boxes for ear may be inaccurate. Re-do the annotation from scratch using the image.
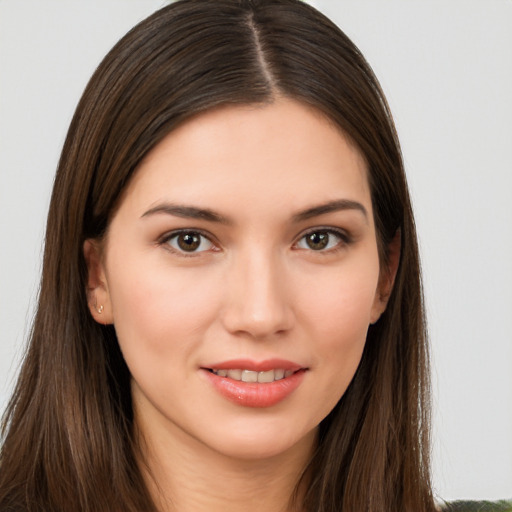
[83,239,114,324]
[370,229,401,324]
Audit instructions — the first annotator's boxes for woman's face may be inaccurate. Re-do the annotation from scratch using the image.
[86,98,391,461]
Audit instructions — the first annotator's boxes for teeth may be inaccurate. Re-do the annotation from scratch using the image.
[274,369,285,380]
[241,370,258,383]
[211,368,295,383]
[226,369,242,380]
[257,370,275,383]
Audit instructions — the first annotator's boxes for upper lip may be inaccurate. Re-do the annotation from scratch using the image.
[202,358,305,372]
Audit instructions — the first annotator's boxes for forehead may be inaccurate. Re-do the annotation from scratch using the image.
[119,98,372,221]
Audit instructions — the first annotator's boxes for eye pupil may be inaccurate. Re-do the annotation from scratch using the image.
[306,232,329,250]
[177,233,201,251]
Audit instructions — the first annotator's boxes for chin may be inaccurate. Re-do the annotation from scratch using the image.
[200,419,318,462]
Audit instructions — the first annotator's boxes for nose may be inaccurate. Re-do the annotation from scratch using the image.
[220,249,294,339]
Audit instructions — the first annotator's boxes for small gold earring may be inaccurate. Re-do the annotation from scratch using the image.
[96,305,104,314]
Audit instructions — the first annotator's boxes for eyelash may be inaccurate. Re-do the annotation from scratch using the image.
[293,227,352,254]
[158,229,219,257]
[158,227,352,257]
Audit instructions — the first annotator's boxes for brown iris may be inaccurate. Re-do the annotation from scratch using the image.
[305,231,329,250]
[177,232,201,251]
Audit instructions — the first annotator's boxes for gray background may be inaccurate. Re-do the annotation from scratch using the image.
[1,0,511,502]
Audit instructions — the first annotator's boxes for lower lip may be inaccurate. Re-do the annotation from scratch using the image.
[202,369,306,408]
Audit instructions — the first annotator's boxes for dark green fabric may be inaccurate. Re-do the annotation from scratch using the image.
[442,500,512,511]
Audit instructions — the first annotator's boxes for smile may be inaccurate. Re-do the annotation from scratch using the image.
[203,367,306,408]
[209,368,295,383]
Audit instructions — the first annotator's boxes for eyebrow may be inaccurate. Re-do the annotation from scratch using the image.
[141,203,232,224]
[141,199,368,224]
[292,199,368,223]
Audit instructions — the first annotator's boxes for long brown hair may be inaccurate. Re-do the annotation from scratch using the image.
[0,1,435,511]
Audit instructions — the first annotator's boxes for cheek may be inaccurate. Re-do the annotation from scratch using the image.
[303,290,371,419]
[299,258,380,342]
[106,259,221,365]
[308,283,371,373]
[296,257,380,398]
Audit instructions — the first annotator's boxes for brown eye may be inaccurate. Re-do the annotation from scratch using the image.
[178,233,200,251]
[296,230,345,251]
[166,231,213,253]
[305,232,329,250]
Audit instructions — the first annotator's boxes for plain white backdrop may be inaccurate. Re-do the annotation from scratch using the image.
[1,0,511,502]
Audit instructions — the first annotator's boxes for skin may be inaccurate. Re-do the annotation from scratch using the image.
[85,98,397,512]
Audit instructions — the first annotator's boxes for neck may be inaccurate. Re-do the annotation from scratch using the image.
[137,420,316,512]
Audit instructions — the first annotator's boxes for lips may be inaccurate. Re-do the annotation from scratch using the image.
[201,359,307,408]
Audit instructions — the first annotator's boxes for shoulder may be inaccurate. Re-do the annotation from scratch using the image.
[441,500,512,512]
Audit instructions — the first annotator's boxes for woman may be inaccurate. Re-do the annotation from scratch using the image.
[0,1,506,511]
